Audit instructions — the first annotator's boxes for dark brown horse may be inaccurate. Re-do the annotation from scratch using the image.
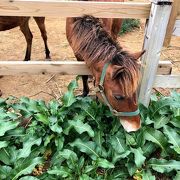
[0,16,50,61]
[66,15,144,132]
[87,0,124,41]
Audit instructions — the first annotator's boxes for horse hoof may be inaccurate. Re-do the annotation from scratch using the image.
[45,57,51,61]
[77,92,88,98]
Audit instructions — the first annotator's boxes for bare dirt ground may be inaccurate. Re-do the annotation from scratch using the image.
[0,1,180,101]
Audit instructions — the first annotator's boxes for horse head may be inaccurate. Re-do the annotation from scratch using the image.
[92,51,144,132]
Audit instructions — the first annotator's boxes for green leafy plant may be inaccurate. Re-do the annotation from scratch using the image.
[120,19,140,35]
[0,78,180,179]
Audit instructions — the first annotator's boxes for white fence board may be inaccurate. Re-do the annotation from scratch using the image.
[154,75,180,88]
[0,60,172,75]
[0,0,151,18]
[173,20,180,36]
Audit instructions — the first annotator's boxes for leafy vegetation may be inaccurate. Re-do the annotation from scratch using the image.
[120,19,140,35]
[0,78,180,179]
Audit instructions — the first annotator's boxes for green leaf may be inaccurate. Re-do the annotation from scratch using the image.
[12,157,43,180]
[125,133,137,146]
[48,166,71,177]
[174,108,180,117]
[142,142,156,157]
[171,118,180,128]
[81,105,96,120]
[18,137,42,159]
[79,174,93,180]
[173,171,180,180]
[112,151,131,163]
[96,158,114,169]
[110,133,128,154]
[84,165,95,173]
[154,115,169,129]
[163,125,180,154]
[144,127,168,153]
[55,136,64,151]
[151,98,180,116]
[50,123,62,134]
[142,170,155,180]
[62,79,78,107]
[58,149,78,163]
[0,98,6,107]
[48,100,61,115]
[0,121,19,136]
[70,138,99,160]
[126,162,137,176]
[0,165,12,179]
[0,146,18,165]
[94,131,104,149]
[35,113,49,125]
[78,156,85,169]
[19,176,39,180]
[148,158,180,173]
[131,147,146,168]
[0,141,9,149]
[44,134,55,146]
[69,119,94,137]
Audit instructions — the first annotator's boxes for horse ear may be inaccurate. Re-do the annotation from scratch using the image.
[111,65,124,80]
[129,50,145,60]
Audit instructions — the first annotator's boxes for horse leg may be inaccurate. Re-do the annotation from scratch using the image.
[33,17,51,59]
[111,19,123,40]
[82,75,89,97]
[75,55,89,97]
[20,19,33,61]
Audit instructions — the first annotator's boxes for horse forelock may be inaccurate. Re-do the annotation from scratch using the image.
[112,54,140,97]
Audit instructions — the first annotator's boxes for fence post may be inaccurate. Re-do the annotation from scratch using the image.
[164,0,180,46]
[138,0,172,107]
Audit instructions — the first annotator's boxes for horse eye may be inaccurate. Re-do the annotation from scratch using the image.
[114,95,125,101]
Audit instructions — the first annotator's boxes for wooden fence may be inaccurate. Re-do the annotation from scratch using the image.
[0,0,180,107]
[164,0,180,46]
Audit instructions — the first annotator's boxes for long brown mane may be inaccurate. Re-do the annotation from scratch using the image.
[69,15,140,97]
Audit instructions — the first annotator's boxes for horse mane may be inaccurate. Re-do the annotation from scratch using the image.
[69,15,140,97]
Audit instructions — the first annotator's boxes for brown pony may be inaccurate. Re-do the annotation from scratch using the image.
[0,16,50,61]
[66,15,144,132]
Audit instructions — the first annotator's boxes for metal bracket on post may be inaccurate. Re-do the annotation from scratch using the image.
[138,0,172,107]
[150,0,173,5]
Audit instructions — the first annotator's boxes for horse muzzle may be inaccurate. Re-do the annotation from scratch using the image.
[119,116,141,132]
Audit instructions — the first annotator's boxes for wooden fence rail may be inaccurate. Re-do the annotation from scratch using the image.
[0,61,172,76]
[0,0,151,18]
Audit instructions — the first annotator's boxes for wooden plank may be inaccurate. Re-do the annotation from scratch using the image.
[0,61,91,75]
[154,75,180,88]
[156,60,172,75]
[172,20,180,36]
[139,0,172,107]
[0,0,151,18]
[0,60,172,76]
[164,0,180,46]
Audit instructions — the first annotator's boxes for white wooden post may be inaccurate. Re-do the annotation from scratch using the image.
[139,0,172,106]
